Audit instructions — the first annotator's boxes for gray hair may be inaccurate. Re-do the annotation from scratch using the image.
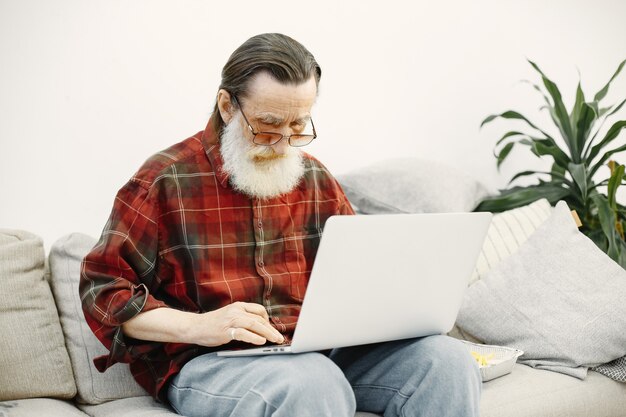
[210,33,321,136]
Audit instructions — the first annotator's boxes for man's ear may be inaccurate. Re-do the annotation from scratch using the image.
[217,89,235,124]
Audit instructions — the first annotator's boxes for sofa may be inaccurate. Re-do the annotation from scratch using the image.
[2,159,626,417]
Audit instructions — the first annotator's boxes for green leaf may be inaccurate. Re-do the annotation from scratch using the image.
[507,169,570,186]
[522,80,575,145]
[607,163,625,211]
[586,228,609,252]
[588,120,626,171]
[518,137,570,167]
[574,102,597,158]
[547,106,570,145]
[594,58,626,103]
[551,161,566,177]
[591,194,620,261]
[584,99,626,159]
[497,142,516,169]
[568,162,590,201]
[617,241,626,270]
[507,170,543,185]
[495,131,526,147]
[528,59,576,159]
[598,106,612,117]
[591,144,626,180]
[474,183,570,212]
[570,81,586,136]
[605,98,626,119]
[480,111,553,139]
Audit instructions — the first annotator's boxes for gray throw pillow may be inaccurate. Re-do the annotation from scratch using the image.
[336,158,491,214]
[456,201,626,379]
[0,229,76,400]
[48,233,148,404]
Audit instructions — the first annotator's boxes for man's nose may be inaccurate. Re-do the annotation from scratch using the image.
[271,137,290,155]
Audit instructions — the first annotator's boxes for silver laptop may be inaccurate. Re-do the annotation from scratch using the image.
[218,211,492,357]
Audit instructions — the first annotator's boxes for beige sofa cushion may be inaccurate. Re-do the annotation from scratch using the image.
[48,233,148,405]
[77,396,178,417]
[481,364,626,417]
[0,399,89,417]
[0,229,76,401]
[353,366,626,417]
[77,396,377,417]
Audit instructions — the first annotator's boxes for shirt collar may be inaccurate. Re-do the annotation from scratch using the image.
[200,118,230,188]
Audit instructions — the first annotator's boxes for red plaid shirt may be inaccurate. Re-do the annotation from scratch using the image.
[79,121,354,402]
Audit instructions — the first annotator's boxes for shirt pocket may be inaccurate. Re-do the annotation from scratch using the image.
[284,228,321,301]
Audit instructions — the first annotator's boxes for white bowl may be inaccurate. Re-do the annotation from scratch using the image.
[461,340,524,382]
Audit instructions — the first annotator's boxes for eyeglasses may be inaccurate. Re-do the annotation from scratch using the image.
[232,95,317,147]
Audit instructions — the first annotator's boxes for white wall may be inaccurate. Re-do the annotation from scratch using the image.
[2,0,626,250]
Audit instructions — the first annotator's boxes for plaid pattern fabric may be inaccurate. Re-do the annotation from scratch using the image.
[79,121,354,401]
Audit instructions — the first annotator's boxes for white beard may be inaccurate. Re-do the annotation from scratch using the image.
[219,113,305,199]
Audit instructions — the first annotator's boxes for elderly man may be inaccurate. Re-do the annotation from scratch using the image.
[80,33,481,417]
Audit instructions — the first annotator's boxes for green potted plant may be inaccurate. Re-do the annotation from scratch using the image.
[477,59,626,267]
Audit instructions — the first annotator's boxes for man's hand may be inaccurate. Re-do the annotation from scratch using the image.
[189,302,285,347]
[121,303,284,347]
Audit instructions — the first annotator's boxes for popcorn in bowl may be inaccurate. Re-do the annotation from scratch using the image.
[461,340,524,382]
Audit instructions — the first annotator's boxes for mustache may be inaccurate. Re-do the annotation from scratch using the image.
[250,148,288,163]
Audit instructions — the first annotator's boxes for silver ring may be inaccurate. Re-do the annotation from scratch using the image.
[230,328,237,341]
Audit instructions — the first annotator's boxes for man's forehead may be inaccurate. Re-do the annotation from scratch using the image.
[242,72,317,115]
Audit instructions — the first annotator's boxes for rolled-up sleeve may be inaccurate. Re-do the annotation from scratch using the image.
[79,179,168,371]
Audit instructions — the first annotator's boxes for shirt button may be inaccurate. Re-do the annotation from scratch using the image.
[258,261,264,267]
[257,221,263,229]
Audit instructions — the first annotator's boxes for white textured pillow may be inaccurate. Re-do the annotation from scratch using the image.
[0,229,76,400]
[457,201,626,379]
[336,158,491,214]
[469,198,552,284]
[48,233,148,405]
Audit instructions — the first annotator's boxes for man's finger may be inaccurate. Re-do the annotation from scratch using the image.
[240,302,270,320]
[234,316,283,343]
[231,327,266,345]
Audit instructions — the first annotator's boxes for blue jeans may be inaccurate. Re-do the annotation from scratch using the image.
[167,335,481,417]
